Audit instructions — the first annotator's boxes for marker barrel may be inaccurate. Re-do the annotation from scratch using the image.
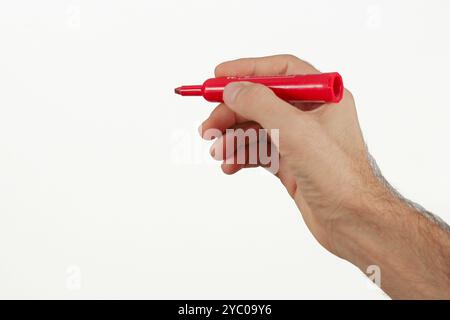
[175,73,343,103]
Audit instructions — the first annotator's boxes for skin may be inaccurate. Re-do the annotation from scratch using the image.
[198,54,450,299]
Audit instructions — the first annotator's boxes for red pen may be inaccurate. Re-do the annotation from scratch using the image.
[175,72,343,104]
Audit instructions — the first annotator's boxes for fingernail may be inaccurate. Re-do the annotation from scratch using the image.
[223,82,244,104]
[209,145,215,157]
[198,123,203,137]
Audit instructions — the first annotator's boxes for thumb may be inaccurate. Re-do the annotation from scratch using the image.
[223,82,301,131]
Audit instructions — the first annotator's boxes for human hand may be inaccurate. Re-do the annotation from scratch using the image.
[199,54,378,255]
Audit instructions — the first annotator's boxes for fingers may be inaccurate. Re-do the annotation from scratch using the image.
[220,143,260,175]
[198,103,234,140]
[215,54,320,77]
[220,141,275,175]
[210,121,261,161]
[223,82,302,135]
[204,55,321,175]
[198,103,248,139]
[209,124,278,175]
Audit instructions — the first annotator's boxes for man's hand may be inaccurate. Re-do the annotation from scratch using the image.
[200,54,375,255]
[199,54,450,299]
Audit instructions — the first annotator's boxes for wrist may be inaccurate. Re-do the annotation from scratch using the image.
[329,180,406,263]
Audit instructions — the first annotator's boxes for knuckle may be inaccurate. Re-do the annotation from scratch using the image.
[344,89,355,103]
[214,63,224,76]
[277,54,318,74]
[280,54,299,62]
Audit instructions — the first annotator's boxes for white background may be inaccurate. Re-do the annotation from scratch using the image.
[0,0,449,299]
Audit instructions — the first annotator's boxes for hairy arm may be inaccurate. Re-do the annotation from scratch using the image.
[332,155,450,299]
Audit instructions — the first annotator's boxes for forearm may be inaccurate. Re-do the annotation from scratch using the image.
[333,184,450,299]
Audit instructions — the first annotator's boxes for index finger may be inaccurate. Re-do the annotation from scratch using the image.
[214,54,320,77]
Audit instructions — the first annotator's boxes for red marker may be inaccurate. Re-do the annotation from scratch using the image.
[175,73,343,104]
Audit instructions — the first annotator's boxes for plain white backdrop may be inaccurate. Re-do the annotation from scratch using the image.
[0,0,449,299]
